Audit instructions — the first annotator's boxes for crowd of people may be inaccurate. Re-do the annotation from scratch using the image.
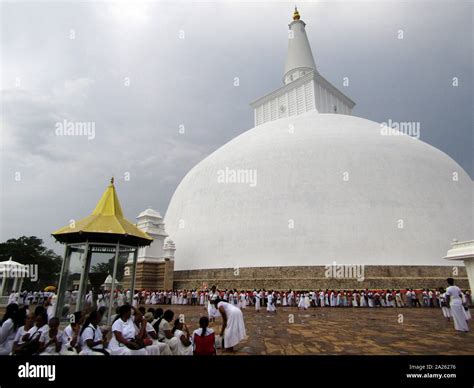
[0,301,230,356]
[0,279,470,356]
[9,286,471,313]
[14,286,467,310]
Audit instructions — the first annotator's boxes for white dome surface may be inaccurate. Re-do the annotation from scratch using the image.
[165,112,473,270]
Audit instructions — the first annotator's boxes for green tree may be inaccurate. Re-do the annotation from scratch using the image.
[0,236,63,290]
[90,254,128,281]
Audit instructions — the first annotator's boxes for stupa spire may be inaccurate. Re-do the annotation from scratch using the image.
[250,8,355,126]
[283,6,317,84]
[293,6,300,20]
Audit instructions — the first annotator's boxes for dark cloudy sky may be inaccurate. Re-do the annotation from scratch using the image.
[1,0,472,254]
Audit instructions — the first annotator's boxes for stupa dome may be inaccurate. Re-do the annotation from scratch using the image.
[164,112,473,270]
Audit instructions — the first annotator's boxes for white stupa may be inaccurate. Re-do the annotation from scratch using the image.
[164,8,473,271]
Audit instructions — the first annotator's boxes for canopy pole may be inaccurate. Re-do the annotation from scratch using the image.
[107,241,121,325]
[53,244,70,318]
[76,240,90,312]
[130,248,139,306]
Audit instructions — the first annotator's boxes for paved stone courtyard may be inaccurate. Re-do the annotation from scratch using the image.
[149,305,474,355]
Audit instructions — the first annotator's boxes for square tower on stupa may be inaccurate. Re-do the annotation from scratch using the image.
[250,7,355,126]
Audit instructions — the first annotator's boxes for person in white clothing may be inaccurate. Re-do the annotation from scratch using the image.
[38,317,62,355]
[445,278,469,332]
[79,310,109,355]
[255,291,261,312]
[395,291,404,308]
[143,312,172,355]
[0,304,24,355]
[61,311,83,355]
[117,291,125,307]
[172,319,193,355]
[304,293,310,309]
[298,293,307,310]
[132,292,139,307]
[438,288,451,321]
[319,291,325,307]
[360,291,367,307]
[324,290,329,306]
[240,292,247,309]
[336,292,342,307]
[233,291,239,307]
[352,291,359,307]
[367,291,374,308]
[157,310,179,355]
[11,312,35,355]
[461,292,472,321]
[108,305,147,355]
[207,286,221,322]
[131,311,161,355]
[330,291,336,307]
[287,291,294,307]
[214,299,246,352]
[267,292,276,313]
[18,312,49,355]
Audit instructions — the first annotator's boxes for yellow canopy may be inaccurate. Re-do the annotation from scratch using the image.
[52,178,152,245]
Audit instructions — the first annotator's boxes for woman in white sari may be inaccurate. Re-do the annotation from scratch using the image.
[214,298,246,352]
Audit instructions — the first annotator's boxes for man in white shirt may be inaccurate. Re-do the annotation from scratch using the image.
[445,278,469,332]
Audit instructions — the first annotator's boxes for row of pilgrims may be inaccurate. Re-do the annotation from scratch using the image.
[7,288,472,331]
[9,289,472,311]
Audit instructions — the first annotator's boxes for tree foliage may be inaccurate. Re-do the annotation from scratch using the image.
[0,236,63,290]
